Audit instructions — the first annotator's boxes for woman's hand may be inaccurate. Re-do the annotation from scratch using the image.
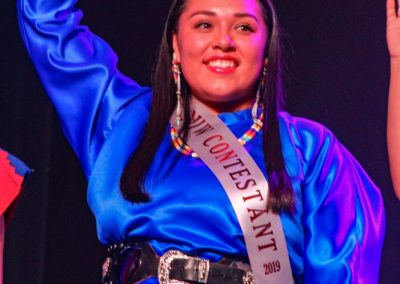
[387,0,400,59]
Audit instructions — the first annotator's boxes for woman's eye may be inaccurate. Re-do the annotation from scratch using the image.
[236,24,254,32]
[195,22,212,30]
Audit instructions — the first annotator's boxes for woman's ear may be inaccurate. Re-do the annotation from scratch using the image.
[172,33,181,63]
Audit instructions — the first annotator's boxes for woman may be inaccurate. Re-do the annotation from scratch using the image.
[18,0,385,283]
[0,149,29,284]
[387,0,400,199]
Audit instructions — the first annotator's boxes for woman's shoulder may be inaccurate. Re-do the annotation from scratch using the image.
[278,111,334,143]
[277,111,342,167]
[101,86,153,145]
[118,87,153,121]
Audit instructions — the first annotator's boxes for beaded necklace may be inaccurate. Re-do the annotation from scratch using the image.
[170,112,264,158]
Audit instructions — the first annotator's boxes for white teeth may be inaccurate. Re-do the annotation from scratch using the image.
[208,60,235,68]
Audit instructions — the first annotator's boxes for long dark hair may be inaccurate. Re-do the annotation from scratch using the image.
[120,0,295,213]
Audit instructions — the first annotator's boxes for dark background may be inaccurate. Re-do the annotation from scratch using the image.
[1,0,398,283]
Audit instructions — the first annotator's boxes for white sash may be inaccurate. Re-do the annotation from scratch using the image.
[171,98,293,284]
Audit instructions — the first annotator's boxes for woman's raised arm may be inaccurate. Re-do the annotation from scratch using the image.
[17,0,151,176]
[387,0,400,199]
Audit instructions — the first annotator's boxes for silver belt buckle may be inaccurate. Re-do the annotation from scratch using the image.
[158,250,210,284]
[242,271,255,284]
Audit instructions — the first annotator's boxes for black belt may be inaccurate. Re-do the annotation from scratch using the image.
[102,242,254,284]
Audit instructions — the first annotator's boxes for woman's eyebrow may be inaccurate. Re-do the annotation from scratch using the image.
[234,13,260,23]
[189,10,216,18]
[189,11,260,23]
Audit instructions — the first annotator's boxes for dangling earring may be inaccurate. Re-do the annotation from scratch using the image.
[172,53,183,126]
[252,59,267,124]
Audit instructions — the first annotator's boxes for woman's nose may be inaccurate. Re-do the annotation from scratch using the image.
[212,32,236,51]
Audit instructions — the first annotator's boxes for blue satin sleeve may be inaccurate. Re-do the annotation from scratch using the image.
[17,0,150,176]
[280,114,385,283]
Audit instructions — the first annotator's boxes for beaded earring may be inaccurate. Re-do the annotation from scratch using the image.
[172,53,183,126]
[252,59,267,124]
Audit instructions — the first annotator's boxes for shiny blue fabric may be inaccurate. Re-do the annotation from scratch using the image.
[18,0,385,283]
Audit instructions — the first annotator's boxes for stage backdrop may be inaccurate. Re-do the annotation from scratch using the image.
[1,0,398,283]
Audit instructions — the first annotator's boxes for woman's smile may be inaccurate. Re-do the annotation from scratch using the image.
[205,55,239,74]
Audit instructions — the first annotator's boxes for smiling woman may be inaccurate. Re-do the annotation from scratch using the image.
[17,0,385,283]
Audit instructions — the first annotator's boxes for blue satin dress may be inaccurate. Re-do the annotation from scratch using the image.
[17,0,385,283]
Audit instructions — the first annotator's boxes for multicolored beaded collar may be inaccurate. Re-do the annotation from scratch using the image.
[170,112,264,158]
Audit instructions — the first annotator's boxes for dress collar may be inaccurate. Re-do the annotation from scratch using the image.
[218,108,252,126]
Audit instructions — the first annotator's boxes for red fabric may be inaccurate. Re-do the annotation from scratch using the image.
[0,150,25,219]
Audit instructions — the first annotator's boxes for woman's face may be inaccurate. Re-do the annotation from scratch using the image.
[172,0,268,112]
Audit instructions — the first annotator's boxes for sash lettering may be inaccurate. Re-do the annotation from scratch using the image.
[172,99,293,284]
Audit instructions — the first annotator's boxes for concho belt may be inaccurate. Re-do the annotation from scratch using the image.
[102,242,254,284]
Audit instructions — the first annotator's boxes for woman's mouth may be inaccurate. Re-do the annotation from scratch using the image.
[206,57,238,74]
